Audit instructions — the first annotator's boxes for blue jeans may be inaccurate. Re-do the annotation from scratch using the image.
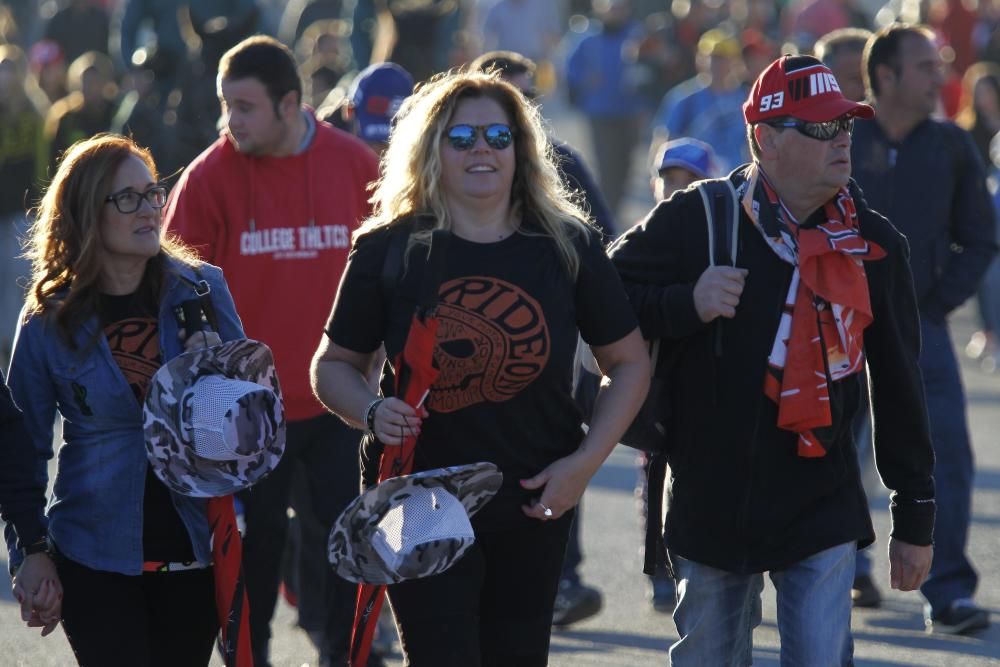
[917,317,978,616]
[669,542,855,667]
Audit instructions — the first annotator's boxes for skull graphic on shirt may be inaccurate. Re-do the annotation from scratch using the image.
[429,276,549,413]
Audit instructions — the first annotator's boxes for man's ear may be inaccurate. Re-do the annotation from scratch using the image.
[874,63,895,96]
[755,123,780,160]
[278,89,299,119]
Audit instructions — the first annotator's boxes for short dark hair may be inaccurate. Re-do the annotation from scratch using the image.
[469,50,535,78]
[814,28,872,65]
[863,23,935,99]
[218,35,302,110]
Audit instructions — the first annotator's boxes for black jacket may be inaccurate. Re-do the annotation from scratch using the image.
[551,141,617,240]
[851,118,998,324]
[609,169,936,574]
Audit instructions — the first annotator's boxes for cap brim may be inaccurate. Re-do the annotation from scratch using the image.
[658,159,710,179]
[356,112,391,143]
[795,97,874,122]
[328,462,502,584]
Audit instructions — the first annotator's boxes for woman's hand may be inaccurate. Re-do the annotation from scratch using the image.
[519,327,649,522]
[13,553,62,637]
[519,451,596,521]
[372,397,429,445]
[178,329,222,352]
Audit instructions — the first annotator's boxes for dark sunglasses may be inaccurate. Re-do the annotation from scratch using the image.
[765,116,854,141]
[104,185,168,214]
[446,124,514,151]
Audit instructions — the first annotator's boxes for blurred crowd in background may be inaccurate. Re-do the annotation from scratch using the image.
[2,0,1000,395]
[0,0,997,207]
[0,2,992,185]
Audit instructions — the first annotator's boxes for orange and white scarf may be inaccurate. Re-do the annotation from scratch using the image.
[742,165,885,457]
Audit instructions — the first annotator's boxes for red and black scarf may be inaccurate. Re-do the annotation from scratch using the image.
[741,164,885,457]
[209,497,253,666]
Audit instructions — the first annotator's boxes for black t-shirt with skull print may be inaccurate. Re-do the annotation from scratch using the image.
[325,217,637,497]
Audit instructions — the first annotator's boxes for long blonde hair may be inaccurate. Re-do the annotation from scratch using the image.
[24,133,199,346]
[357,70,594,277]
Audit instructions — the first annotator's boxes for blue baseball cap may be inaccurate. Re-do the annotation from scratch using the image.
[349,62,414,143]
[654,138,719,179]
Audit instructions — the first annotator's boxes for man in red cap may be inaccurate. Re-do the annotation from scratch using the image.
[610,55,935,663]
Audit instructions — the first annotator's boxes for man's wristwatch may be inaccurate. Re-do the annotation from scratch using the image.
[22,537,51,558]
[12,537,51,575]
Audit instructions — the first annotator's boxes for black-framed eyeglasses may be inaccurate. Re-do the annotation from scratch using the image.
[104,185,168,214]
[445,124,515,151]
[764,116,854,141]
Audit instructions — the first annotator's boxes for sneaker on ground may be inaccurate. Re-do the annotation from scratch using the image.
[851,574,881,609]
[926,599,990,635]
[552,579,603,627]
[966,331,989,359]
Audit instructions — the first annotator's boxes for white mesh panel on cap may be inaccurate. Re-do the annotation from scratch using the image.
[190,376,271,461]
[371,487,474,572]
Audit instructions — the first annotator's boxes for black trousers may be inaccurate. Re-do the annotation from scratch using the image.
[239,412,363,666]
[56,554,217,667]
[388,497,574,667]
[560,501,583,583]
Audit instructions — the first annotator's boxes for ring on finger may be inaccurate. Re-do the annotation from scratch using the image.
[539,503,553,518]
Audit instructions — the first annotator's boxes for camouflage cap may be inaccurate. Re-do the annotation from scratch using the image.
[143,339,286,498]
[329,462,503,584]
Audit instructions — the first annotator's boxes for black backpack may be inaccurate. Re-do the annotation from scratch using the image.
[574,177,741,454]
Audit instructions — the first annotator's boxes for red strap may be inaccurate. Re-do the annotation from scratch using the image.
[350,419,420,665]
[208,496,254,667]
[349,582,387,667]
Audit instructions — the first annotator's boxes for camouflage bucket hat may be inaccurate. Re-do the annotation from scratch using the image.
[143,339,286,498]
[329,462,503,584]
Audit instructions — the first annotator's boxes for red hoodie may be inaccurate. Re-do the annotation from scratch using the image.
[164,117,379,421]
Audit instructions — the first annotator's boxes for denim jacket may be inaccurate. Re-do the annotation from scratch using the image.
[5,258,244,575]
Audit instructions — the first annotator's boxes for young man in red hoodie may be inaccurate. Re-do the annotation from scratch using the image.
[163,35,380,667]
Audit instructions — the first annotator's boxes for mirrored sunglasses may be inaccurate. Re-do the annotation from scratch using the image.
[446,124,514,151]
[765,116,854,141]
[104,185,169,214]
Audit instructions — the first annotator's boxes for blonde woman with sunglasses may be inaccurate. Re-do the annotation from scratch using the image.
[312,70,649,666]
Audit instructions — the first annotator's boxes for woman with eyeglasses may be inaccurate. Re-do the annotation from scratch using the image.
[312,70,649,665]
[5,133,244,665]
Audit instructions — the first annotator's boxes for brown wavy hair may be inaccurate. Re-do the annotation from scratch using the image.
[23,133,199,347]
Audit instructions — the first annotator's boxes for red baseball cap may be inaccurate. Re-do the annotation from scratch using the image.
[744,55,874,124]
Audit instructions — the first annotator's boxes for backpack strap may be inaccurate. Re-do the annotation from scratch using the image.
[696,178,740,357]
[381,223,411,308]
[642,450,669,576]
[697,177,740,268]
[177,269,220,336]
